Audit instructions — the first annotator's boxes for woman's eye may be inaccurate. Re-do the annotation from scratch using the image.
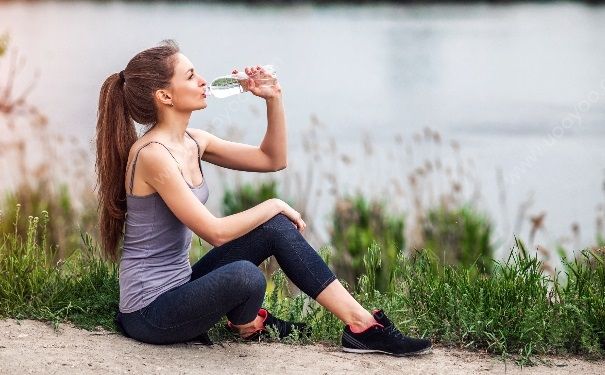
[188,75,194,80]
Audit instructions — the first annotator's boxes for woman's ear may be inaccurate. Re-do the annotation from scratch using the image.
[155,89,173,107]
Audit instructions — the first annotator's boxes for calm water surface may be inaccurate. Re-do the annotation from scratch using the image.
[1,2,604,254]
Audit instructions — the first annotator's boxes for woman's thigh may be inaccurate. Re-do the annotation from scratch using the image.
[190,217,274,281]
[118,260,266,345]
[190,213,336,299]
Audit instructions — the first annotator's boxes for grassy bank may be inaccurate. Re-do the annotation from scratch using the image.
[1,206,603,364]
[0,206,118,330]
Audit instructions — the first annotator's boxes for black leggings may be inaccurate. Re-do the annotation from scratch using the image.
[117,214,337,344]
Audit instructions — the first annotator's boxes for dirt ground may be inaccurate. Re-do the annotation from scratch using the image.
[0,319,603,374]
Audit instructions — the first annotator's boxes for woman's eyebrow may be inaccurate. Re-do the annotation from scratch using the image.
[185,68,194,75]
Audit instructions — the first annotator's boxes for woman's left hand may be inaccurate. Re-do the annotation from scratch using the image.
[233,65,282,100]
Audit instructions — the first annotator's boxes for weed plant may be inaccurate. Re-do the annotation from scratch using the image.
[0,183,97,263]
[330,194,405,292]
[0,205,118,330]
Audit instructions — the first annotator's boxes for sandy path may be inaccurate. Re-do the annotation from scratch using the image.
[0,320,602,374]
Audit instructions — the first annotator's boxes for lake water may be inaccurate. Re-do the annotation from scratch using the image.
[1,1,604,256]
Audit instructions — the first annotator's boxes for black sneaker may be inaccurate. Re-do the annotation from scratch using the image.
[228,308,311,341]
[341,309,432,356]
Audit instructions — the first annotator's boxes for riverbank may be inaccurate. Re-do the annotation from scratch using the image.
[1,320,603,375]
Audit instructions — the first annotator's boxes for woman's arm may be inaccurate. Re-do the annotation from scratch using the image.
[137,143,304,246]
[195,106,287,172]
[258,95,287,168]
[198,67,287,172]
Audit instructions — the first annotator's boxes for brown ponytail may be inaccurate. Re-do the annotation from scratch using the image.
[95,40,180,261]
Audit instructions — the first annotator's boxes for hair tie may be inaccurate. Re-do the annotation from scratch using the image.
[119,70,125,82]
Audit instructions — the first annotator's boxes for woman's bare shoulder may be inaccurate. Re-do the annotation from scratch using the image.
[127,128,209,162]
[186,128,211,149]
[128,136,161,160]
[127,135,177,172]
[125,138,177,196]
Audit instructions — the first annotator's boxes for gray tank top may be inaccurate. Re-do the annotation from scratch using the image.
[119,131,209,313]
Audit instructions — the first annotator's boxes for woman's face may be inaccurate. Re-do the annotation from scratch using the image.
[168,53,208,111]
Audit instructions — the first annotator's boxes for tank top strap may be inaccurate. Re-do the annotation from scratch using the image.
[185,130,205,178]
[128,141,181,195]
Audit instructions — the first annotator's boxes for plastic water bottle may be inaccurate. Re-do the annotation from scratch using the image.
[206,65,277,99]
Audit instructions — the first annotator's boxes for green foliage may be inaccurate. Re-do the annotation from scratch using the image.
[0,205,118,331]
[1,194,603,362]
[330,195,405,292]
[262,239,605,362]
[222,180,279,216]
[421,204,494,274]
[0,182,97,262]
[555,249,605,355]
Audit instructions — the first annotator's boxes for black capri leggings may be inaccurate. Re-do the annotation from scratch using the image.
[116,213,337,344]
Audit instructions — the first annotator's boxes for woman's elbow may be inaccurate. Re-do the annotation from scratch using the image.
[210,236,226,247]
[196,220,226,247]
[272,160,287,171]
[206,230,226,247]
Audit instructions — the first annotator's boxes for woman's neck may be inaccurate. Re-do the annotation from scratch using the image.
[152,109,192,145]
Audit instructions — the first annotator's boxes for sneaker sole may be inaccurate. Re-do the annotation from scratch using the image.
[342,346,433,357]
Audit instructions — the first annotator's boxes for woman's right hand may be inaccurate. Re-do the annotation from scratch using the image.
[232,65,282,100]
[272,199,306,233]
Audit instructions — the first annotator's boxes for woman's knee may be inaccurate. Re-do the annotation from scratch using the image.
[228,260,266,294]
[262,213,293,233]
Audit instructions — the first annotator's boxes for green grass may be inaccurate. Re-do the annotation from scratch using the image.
[263,241,605,364]
[330,194,405,292]
[0,205,603,364]
[0,206,118,330]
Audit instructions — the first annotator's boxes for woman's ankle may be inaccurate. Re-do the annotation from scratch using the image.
[231,314,265,337]
[347,311,379,333]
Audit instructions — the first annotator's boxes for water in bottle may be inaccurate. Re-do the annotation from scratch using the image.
[206,65,277,99]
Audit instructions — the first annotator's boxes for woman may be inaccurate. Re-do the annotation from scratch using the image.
[95,40,431,356]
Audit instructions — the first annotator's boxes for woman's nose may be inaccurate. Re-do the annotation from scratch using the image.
[198,76,207,87]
